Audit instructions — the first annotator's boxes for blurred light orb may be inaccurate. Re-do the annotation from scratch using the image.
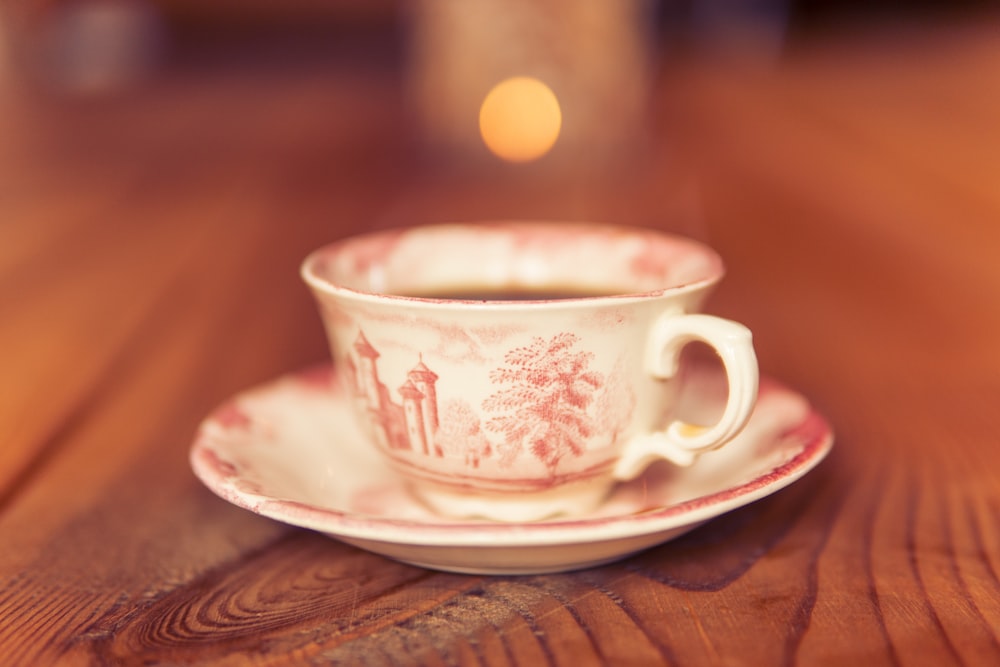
[479,76,562,163]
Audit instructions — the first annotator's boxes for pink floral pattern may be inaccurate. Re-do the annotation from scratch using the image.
[345,329,633,475]
[215,403,252,430]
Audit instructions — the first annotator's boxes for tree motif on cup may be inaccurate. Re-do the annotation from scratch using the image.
[593,357,636,446]
[483,333,604,473]
[435,398,492,468]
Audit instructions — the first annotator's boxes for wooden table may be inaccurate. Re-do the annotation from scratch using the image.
[3,13,1000,666]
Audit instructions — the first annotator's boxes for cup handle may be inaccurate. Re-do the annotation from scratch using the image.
[613,313,759,479]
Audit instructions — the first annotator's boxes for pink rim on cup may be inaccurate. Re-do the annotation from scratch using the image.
[301,222,758,521]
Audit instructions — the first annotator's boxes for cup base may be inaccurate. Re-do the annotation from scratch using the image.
[407,478,616,522]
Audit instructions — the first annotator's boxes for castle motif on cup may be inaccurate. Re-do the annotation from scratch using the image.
[347,331,444,459]
[345,330,637,475]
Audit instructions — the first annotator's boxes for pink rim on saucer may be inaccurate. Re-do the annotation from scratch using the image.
[190,362,833,574]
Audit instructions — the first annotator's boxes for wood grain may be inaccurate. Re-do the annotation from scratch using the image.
[2,12,1000,666]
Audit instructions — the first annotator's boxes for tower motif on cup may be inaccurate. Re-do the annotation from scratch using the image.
[349,331,442,456]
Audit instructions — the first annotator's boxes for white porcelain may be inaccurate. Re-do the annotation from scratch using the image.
[300,223,759,521]
[190,361,832,575]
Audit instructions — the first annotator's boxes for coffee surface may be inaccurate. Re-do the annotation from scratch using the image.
[397,286,624,301]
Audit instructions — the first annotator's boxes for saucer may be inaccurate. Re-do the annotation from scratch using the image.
[190,362,833,574]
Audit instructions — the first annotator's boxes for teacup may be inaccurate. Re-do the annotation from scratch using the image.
[301,222,758,521]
